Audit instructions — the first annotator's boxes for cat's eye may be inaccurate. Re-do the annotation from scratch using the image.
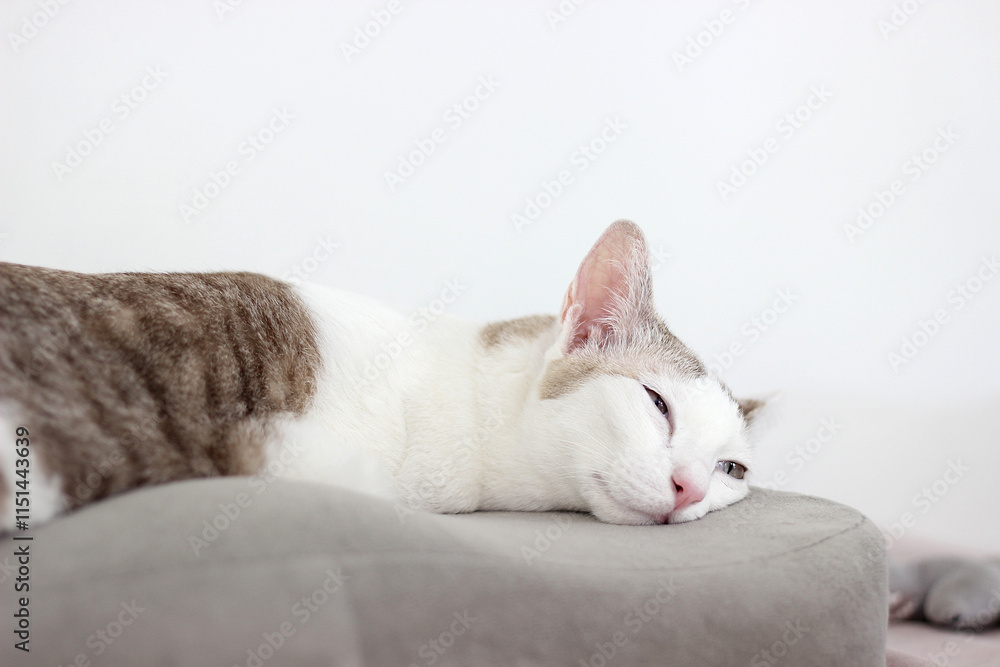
[645,387,669,417]
[717,460,747,480]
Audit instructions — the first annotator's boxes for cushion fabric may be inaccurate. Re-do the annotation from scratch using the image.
[0,479,887,666]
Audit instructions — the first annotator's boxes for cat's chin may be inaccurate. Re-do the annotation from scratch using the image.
[664,505,711,524]
[591,505,669,526]
[668,485,751,524]
[586,472,675,525]
[593,504,710,526]
[586,481,726,525]
[584,472,727,525]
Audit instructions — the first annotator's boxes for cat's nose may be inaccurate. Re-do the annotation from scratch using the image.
[672,473,707,511]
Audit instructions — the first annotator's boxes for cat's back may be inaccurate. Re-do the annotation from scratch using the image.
[0,263,321,522]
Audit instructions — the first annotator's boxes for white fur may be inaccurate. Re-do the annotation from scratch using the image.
[266,281,755,525]
[526,373,753,525]
[0,401,66,532]
[0,223,754,530]
[268,283,495,513]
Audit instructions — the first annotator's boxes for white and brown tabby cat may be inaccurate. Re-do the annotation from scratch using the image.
[0,220,762,533]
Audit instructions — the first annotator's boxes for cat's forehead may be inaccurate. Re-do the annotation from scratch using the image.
[645,315,707,375]
[669,373,745,436]
[539,313,706,400]
[539,350,745,449]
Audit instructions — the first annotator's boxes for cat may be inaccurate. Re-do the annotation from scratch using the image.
[889,556,1000,631]
[0,220,762,533]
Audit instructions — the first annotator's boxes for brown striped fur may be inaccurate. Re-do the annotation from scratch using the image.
[479,314,556,348]
[0,263,320,510]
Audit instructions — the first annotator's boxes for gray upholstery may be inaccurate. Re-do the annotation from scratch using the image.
[0,479,888,666]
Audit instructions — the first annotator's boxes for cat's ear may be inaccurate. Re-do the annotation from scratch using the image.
[736,397,765,424]
[558,220,653,354]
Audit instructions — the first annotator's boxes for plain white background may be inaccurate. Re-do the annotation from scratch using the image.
[2,1,998,551]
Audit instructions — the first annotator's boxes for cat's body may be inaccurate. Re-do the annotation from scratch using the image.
[0,221,760,532]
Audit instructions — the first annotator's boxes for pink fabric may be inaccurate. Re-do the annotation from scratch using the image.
[888,623,1000,666]
[886,647,935,667]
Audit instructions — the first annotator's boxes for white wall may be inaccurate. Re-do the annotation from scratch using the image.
[2,1,998,552]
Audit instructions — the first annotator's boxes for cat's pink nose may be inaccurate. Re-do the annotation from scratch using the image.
[672,473,707,511]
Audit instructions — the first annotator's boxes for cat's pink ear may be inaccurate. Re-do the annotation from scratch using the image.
[558,220,652,354]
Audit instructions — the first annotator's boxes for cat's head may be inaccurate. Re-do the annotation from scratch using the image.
[537,220,762,525]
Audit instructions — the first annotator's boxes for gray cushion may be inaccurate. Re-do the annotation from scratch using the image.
[0,479,887,666]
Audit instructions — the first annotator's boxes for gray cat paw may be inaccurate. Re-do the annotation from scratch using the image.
[923,562,1000,631]
[889,557,1000,631]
